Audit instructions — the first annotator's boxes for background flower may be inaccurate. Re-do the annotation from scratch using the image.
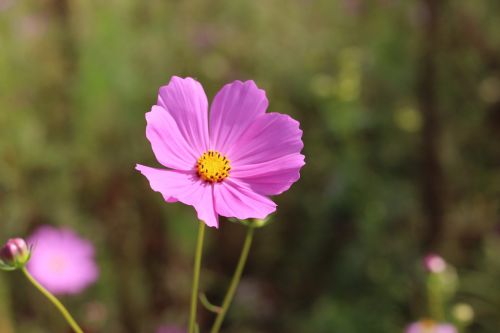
[423,254,447,274]
[27,226,99,295]
[406,320,457,333]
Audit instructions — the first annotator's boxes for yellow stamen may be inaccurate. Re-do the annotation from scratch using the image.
[196,150,231,183]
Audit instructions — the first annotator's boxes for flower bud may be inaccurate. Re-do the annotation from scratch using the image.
[423,253,447,273]
[0,238,30,271]
[452,303,474,324]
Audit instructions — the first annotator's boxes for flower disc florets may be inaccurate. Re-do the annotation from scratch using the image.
[196,150,231,183]
[0,238,31,271]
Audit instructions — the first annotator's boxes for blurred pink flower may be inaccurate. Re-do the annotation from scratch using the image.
[137,77,305,228]
[156,325,184,333]
[423,253,447,273]
[27,226,99,295]
[406,320,457,333]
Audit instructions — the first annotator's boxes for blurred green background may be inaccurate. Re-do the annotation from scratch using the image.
[1,0,499,332]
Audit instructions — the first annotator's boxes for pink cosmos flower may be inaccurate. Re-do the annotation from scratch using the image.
[136,77,305,228]
[406,320,457,333]
[27,225,99,295]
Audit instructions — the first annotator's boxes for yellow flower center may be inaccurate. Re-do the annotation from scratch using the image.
[196,150,231,183]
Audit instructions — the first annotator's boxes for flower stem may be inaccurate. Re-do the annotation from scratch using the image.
[427,273,445,321]
[21,267,84,333]
[189,221,206,333]
[210,226,254,333]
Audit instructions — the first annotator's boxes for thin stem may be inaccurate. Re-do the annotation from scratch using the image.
[21,267,84,333]
[189,221,206,333]
[210,226,254,333]
[427,273,445,321]
[199,292,222,314]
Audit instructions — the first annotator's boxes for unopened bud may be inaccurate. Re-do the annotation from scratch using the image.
[423,253,447,273]
[0,238,30,271]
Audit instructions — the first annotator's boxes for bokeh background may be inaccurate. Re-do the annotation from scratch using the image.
[1,0,499,332]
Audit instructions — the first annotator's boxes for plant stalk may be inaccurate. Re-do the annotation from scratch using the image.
[210,226,254,333]
[21,267,84,333]
[189,222,206,333]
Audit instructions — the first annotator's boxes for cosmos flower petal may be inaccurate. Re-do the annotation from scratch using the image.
[157,76,210,156]
[231,154,305,195]
[136,165,219,227]
[438,325,458,333]
[209,80,268,153]
[229,113,303,163]
[145,105,201,170]
[214,179,277,220]
[405,321,458,333]
[228,113,305,195]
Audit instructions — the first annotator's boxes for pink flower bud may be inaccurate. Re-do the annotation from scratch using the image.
[0,238,30,270]
[423,253,447,273]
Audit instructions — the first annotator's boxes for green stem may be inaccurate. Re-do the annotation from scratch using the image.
[189,221,206,333]
[0,274,14,333]
[21,267,84,333]
[427,273,445,321]
[210,226,254,333]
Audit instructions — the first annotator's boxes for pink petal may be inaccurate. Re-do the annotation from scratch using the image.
[405,323,419,333]
[437,324,458,333]
[145,105,199,170]
[229,113,305,195]
[213,179,277,220]
[209,80,268,153]
[229,112,303,164]
[231,154,305,195]
[405,322,457,333]
[157,76,209,156]
[136,165,218,228]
